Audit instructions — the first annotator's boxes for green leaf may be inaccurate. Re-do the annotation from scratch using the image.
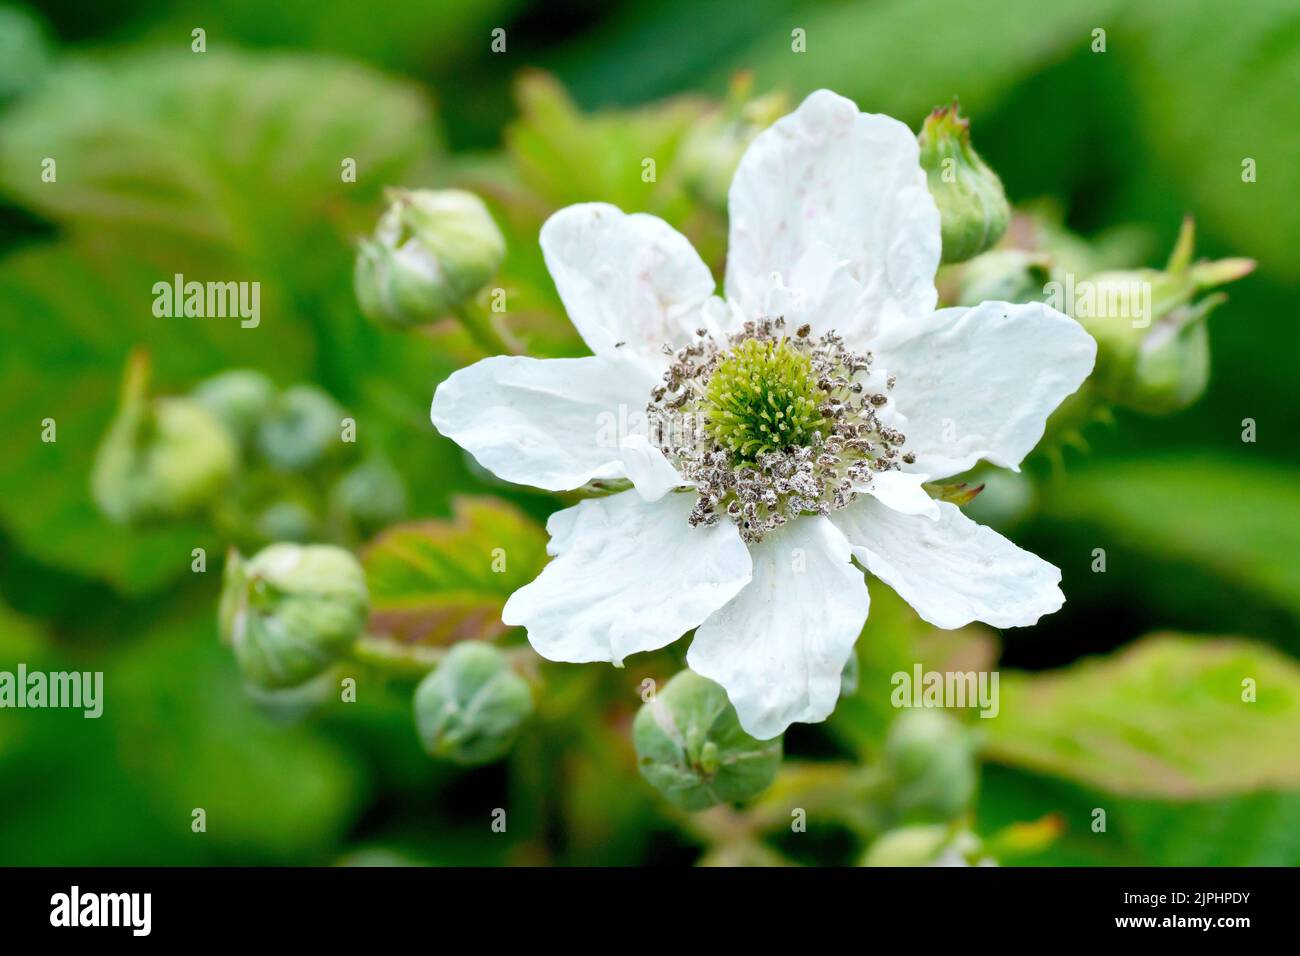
[0,50,437,256]
[1043,456,1300,619]
[984,634,1300,798]
[362,497,548,644]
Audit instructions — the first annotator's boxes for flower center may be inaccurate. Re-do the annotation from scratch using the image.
[702,337,825,462]
[647,317,913,544]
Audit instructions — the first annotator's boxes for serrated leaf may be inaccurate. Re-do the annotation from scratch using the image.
[985,634,1300,798]
[363,497,548,644]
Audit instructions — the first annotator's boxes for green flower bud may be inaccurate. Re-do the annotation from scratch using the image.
[220,543,369,690]
[632,670,781,811]
[354,188,505,329]
[863,825,990,867]
[330,456,408,536]
[953,249,1053,307]
[255,499,320,543]
[884,709,977,821]
[1061,218,1254,414]
[191,369,275,445]
[919,102,1010,264]
[679,74,788,211]
[256,384,346,472]
[413,642,533,765]
[91,351,237,525]
[861,824,951,867]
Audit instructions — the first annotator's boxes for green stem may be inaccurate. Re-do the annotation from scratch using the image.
[452,301,520,357]
[350,634,447,677]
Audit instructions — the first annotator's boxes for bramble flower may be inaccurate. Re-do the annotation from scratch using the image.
[431,90,1096,739]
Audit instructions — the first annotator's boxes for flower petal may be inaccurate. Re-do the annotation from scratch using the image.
[862,469,939,519]
[687,516,869,739]
[503,491,752,665]
[540,202,716,369]
[726,89,940,339]
[876,300,1096,479]
[431,354,656,492]
[619,434,683,502]
[834,497,1064,630]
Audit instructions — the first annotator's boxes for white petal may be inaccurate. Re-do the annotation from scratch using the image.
[619,434,683,502]
[503,491,752,665]
[876,300,1097,479]
[687,516,870,739]
[431,354,656,492]
[834,497,1064,630]
[540,203,716,369]
[753,242,877,343]
[861,469,939,519]
[726,89,940,337]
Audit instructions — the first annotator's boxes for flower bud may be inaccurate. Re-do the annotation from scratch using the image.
[952,249,1053,307]
[354,188,505,329]
[220,543,369,690]
[919,102,1010,264]
[413,642,533,765]
[256,384,346,472]
[679,74,788,211]
[884,709,977,821]
[255,499,320,543]
[191,369,275,445]
[91,351,237,525]
[632,670,781,811]
[330,456,408,537]
[1065,218,1254,414]
[863,825,991,867]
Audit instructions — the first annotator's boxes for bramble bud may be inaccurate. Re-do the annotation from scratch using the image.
[884,709,976,821]
[330,456,408,536]
[413,642,533,765]
[679,74,788,211]
[254,499,320,543]
[220,543,369,690]
[1065,218,1254,414]
[919,102,1010,264]
[91,351,237,525]
[354,188,505,329]
[191,369,275,445]
[632,670,781,811]
[863,826,991,867]
[256,384,346,472]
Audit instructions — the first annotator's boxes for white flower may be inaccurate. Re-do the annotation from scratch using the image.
[431,90,1096,740]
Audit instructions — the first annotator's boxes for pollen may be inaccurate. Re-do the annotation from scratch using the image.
[646,316,911,544]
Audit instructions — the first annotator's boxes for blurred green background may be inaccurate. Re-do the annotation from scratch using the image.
[0,0,1297,866]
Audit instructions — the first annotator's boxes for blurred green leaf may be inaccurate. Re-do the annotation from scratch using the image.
[1123,0,1300,282]
[985,633,1300,797]
[362,497,548,644]
[0,50,437,255]
[1044,456,1300,619]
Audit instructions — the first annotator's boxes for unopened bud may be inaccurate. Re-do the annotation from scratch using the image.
[919,102,1010,264]
[884,709,976,821]
[220,543,369,690]
[632,670,781,811]
[92,351,236,525]
[256,384,346,472]
[413,642,533,765]
[354,188,505,329]
[191,369,275,445]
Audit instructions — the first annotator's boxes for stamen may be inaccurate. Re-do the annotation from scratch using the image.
[647,317,912,544]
